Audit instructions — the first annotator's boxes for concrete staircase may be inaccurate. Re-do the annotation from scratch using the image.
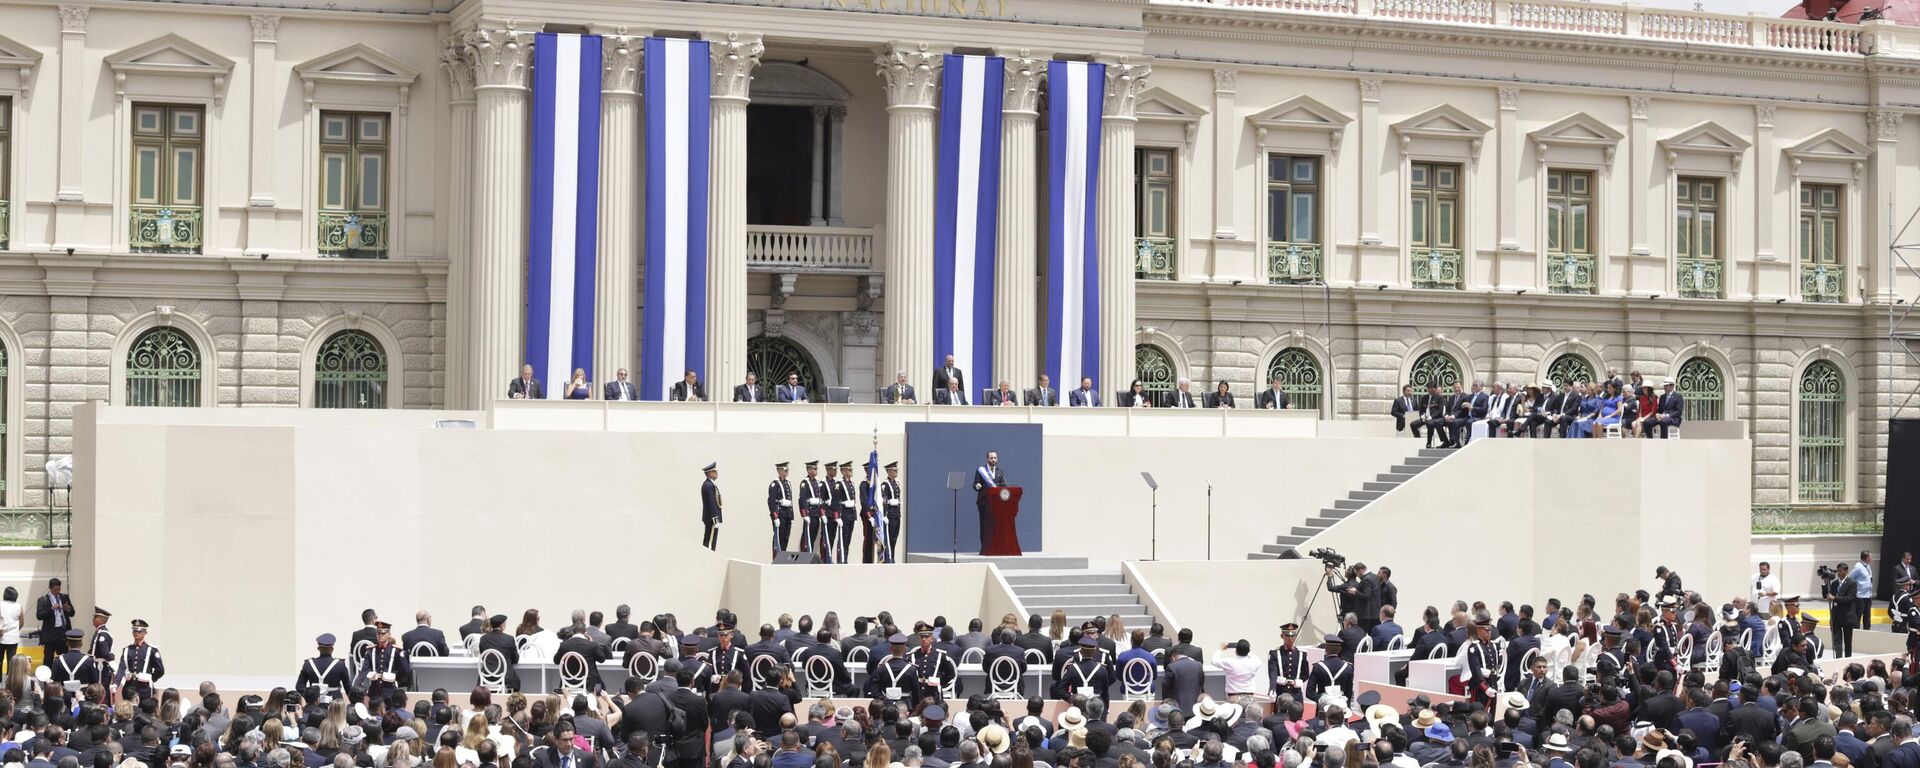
[906,553,1155,629]
[1247,446,1454,560]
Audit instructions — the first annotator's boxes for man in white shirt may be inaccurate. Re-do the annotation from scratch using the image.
[1754,561,1781,615]
[1209,639,1264,696]
[1314,703,1359,750]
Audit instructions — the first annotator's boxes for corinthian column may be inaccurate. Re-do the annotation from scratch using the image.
[994,51,1043,394]
[441,39,477,409]
[596,36,642,388]
[876,42,943,390]
[465,26,533,401]
[1098,58,1149,399]
[705,32,763,395]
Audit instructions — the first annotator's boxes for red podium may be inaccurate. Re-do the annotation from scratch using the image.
[983,486,1024,556]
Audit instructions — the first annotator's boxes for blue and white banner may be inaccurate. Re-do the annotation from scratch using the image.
[933,55,1005,401]
[527,33,604,398]
[641,37,712,401]
[1045,60,1103,396]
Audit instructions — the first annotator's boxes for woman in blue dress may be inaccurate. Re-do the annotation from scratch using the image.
[1595,381,1625,435]
[564,368,592,400]
[1566,384,1596,438]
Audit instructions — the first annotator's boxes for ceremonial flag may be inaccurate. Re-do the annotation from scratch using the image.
[527,33,604,397]
[933,54,1005,397]
[1045,60,1103,396]
[640,36,712,400]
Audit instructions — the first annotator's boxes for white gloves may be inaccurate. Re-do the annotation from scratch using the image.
[887,499,900,507]
[779,500,793,508]
[808,498,822,506]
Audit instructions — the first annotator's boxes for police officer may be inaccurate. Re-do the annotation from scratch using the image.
[767,462,794,557]
[1268,622,1309,700]
[88,607,115,683]
[1308,634,1352,703]
[801,462,831,562]
[49,629,92,690]
[909,625,956,701]
[296,633,351,698]
[701,463,723,551]
[879,462,903,563]
[869,633,916,702]
[362,620,412,701]
[119,619,165,702]
[1052,635,1112,705]
[836,461,859,563]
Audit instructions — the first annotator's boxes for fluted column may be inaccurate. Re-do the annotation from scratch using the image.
[1098,58,1149,398]
[441,40,478,409]
[596,36,642,388]
[465,27,534,401]
[877,43,943,389]
[705,32,762,394]
[994,51,1043,395]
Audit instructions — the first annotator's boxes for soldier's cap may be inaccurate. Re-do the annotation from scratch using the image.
[374,620,393,630]
[1602,626,1624,637]
[841,461,853,468]
[1472,617,1493,627]
[1801,615,1821,626]
[1280,623,1300,636]
[1658,595,1679,608]
[1784,595,1801,603]
[885,462,898,470]
[703,462,717,472]
[63,629,83,640]
[924,704,947,721]
[238,695,264,711]
[805,461,819,468]
[93,608,111,619]
[775,462,789,469]
[1077,635,1098,648]
[489,614,509,627]
[1356,691,1381,708]
[130,619,149,630]
[1901,577,1916,586]
[888,633,909,645]
[825,462,838,469]
[169,746,191,757]
[317,633,337,647]
[679,635,702,647]
[1323,634,1344,646]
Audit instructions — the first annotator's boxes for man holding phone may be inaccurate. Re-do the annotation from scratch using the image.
[1754,562,1781,615]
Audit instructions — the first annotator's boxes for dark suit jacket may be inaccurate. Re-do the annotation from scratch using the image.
[604,380,638,401]
[401,625,450,657]
[36,592,74,648]
[1390,395,1416,427]
[1118,391,1152,407]
[476,630,521,691]
[669,381,706,402]
[1161,390,1199,409]
[985,389,1020,406]
[933,367,966,396]
[1255,389,1289,409]
[934,389,968,405]
[1207,392,1236,409]
[702,479,723,523]
[1069,389,1101,407]
[775,384,808,403]
[458,618,486,640]
[733,384,763,403]
[1026,387,1057,407]
[507,377,543,399]
[1164,656,1204,712]
[1659,392,1686,419]
[881,384,917,404]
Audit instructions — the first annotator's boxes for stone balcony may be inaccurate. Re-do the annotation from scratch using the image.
[746,224,878,273]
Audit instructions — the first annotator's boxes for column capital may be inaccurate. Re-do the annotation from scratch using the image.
[1629,94,1650,120]
[999,51,1044,115]
[602,35,641,96]
[1213,68,1237,94]
[1099,56,1151,120]
[249,15,281,43]
[464,27,533,91]
[1754,103,1776,129]
[441,37,475,103]
[1359,79,1381,103]
[876,42,944,109]
[58,5,88,34]
[1870,109,1904,142]
[706,31,764,102]
[1497,86,1518,111]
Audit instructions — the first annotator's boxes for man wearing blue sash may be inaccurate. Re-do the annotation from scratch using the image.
[972,451,1005,555]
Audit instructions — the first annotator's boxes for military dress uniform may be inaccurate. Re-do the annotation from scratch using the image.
[709,645,747,686]
[1052,638,1113,705]
[767,464,795,556]
[1893,580,1918,658]
[296,634,352,698]
[869,635,917,701]
[1268,625,1309,700]
[1460,637,1496,705]
[49,630,95,691]
[88,608,115,684]
[858,475,881,564]
[801,467,833,562]
[1306,635,1353,703]
[909,639,956,702]
[1595,628,1627,684]
[879,467,903,563]
[835,466,859,563]
[119,620,165,702]
[701,464,723,551]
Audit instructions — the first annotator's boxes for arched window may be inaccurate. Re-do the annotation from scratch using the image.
[1796,360,1846,502]
[314,330,389,409]
[1675,357,1725,422]
[125,327,202,407]
[747,335,821,402]
[1545,354,1597,388]
[1407,350,1462,392]
[1266,348,1324,413]
[1134,344,1177,398]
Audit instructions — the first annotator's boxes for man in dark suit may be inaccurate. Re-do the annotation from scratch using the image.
[349,608,380,654]
[744,624,791,691]
[1390,385,1417,434]
[1414,384,1447,446]
[605,605,640,643]
[1164,646,1204,713]
[1162,379,1200,409]
[1556,382,1584,437]
[1255,376,1289,409]
[1453,382,1489,446]
[1503,619,1540,691]
[775,372,808,403]
[530,721,601,768]
[669,370,706,402]
[1026,375,1057,407]
[553,627,610,693]
[402,612,450,657]
[1069,377,1101,407]
[881,372,918,404]
[604,369,638,401]
[1646,378,1685,438]
[985,381,1021,406]
[933,355,966,397]
[732,372,763,403]
[36,577,75,666]
[796,628,852,695]
[458,606,488,641]
[701,463,723,551]
[507,364,543,399]
[1530,665,1584,725]
[935,379,968,405]
[973,451,1005,554]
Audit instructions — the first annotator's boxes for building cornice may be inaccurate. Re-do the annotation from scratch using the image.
[0,253,447,304]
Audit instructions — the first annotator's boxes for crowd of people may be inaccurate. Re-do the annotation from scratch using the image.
[1388,370,1686,448]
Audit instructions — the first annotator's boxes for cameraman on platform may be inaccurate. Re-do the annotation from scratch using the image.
[1323,554,1382,632]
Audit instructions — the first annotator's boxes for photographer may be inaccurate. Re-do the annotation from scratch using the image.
[1319,553,1381,632]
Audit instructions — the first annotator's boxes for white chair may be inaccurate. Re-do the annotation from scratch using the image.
[804,654,837,698]
[1121,656,1155,701]
[558,651,590,695]
[1386,634,1408,651]
[351,639,374,677]
[517,635,536,655]
[478,648,510,694]
[1674,633,1695,670]
[464,634,483,655]
[411,642,440,658]
[1150,648,1166,668]
[1356,635,1374,655]
[961,647,985,665]
[1760,623,1781,666]
[988,656,1023,700]
[846,646,871,665]
[626,651,659,684]
[751,654,776,690]
[940,656,959,700]
[1515,648,1538,687]
[1604,423,1623,438]
[1701,634,1724,675]
[1427,643,1450,660]
[1024,648,1049,666]
[611,637,630,653]
[1737,627,1753,655]
[1491,644,1509,687]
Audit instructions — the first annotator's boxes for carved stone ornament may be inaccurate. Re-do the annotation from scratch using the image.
[463,26,532,90]
[1102,58,1151,119]
[602,35,640,95]
[440,38,475,103]
[1002,51,1043,114]
[708,32,763,101]
[58,5,88,33]
[876,43,942,108]
[249,15,280,43]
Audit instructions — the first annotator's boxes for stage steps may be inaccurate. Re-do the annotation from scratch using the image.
[905,552,1159,630]
[1247,446,1456,560]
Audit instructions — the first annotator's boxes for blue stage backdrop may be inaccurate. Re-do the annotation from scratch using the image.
[904,422,1043,555]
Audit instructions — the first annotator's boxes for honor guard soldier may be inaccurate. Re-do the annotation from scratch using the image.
[88,607,115,682]
[49,629,92,691]
[1307,634,1353,703]
[836,462,859,563]
[1268,623,1309,700]
[1052,635,1112,706]
[1778,596,1806,645]
[870,633,916,702]
[820,462,845,561]
[363,621,412,701]
[879,463,903,563]
[909,625,957,702]
[858,462,882,564]
[682,635,721,695]
[296,634,352,699]
[701,463,723,551]
[119,619,165,702]
[768,463,794,557]
[1458,618,1496,705]
[708,629,747,687]
[1595,626,1626,684]
[801,462,831,562]
[1797,614,1825,660]
[1650,597,1680,672]
[1895,578,1918,636]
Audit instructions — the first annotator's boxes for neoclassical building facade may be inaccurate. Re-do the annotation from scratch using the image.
[0,0,1911,511]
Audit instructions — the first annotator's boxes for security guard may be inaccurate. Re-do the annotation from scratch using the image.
[119,619,165,702]
[49,629,93,690]
[909,625,956,702]
[869,633,916,701]
[362,620,412,701]
[701,463,723,551]
[879,462,903,563]
[1268,622,1309,700]
[767,462,794,556]
[836,461,859,564]
[88,607,115,682]
[296,633,351,698]
[1308,634,1352,703]
[1052,635,1112,705]
[800,462,831,561]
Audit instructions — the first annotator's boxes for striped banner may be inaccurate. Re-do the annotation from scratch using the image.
[527,33,604,398]
[641,37,713,401]
[932,55,1005,401]
[1045,60,1104,396]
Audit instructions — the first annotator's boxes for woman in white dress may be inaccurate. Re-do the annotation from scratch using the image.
[0,586,21,680]
[512,610,558,661]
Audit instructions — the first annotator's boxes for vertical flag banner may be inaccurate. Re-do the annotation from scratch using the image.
[933,55,1005,399]
[1045,61,1104,396]
[641,37,713,401]
[528,33,604,398]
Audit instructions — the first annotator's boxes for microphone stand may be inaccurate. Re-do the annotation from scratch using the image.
[1207,483,1213,560]
[950,486,959,564]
